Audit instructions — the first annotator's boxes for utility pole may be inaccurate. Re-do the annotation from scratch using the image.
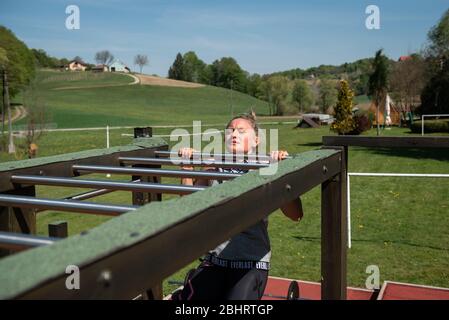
[230,79,234,117]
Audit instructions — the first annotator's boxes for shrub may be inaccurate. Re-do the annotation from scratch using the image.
[410,119,449,133]
[348,114,371,135]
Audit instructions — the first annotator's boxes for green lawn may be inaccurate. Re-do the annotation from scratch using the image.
[12,70,269,129]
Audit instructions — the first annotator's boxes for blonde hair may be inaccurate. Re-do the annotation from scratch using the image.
[226,108,259,135]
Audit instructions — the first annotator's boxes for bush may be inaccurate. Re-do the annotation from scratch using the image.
[348,114,371,135]
[410,119,449,133]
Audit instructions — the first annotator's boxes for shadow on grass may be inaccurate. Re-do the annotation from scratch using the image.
[293,235,449,252]
[297,142,323,147]
[358,147,449,162]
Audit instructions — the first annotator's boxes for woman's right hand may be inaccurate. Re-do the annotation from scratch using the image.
[178,147,196,170]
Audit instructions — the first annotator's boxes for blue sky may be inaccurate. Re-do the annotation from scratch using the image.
[0,0,448,76]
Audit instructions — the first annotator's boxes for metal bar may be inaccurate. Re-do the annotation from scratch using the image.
[348,172,449,178]
[154,150,292,161]
[422,114,449,136]
[60,179,141,204]
[0,194,137,216]
[72,165,242,180]
[66,188,114,201]
[0,139,167,193]
[0,231,57,251]
[11,175,206,195]
[322,136,449,148]
[119,157,270,169]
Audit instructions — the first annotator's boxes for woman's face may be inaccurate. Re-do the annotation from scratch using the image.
[225,118,259,154]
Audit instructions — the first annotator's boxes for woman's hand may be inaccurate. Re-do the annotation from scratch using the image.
[178,147,196,170]
[270,150,289,162]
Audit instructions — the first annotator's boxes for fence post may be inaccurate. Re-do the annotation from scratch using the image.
[0,186,36,257]
[132,127,162,299]
[321,149,347,300]
[48,221,68,238]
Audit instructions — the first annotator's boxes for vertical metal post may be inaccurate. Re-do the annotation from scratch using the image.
[0,186,37,257]
[321,150,347,300]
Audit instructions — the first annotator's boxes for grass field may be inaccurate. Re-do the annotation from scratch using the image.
[2,70,449,297]
[12,70,269,129]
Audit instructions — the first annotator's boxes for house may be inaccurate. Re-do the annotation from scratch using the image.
[296,113,334,128]
[109,59,130,73]
[92,64,109,72]
[398,55,412,62]
[65,60,88,71]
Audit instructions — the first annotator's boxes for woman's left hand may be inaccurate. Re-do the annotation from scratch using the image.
[270,150,289,162]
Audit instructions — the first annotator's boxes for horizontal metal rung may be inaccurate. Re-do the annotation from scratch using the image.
[72,165,241,180]
[11,175,206,195]
[118,157,269,169]
[0,231,58,251]
[0,194,137,216]
[154,150,291,161]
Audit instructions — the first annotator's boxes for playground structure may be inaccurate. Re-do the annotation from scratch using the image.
[368,94,403,127]
[0,128,348,300]
[0,130,448,300]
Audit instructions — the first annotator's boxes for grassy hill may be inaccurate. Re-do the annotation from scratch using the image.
[13,70,270,129]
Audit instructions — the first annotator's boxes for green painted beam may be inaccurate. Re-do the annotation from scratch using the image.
[0,148,342,299]
[0,137,168,192]
[0,137,167,172]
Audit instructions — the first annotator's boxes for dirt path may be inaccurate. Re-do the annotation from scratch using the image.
[2,105,28,124]
[136,74,204,88]
[52,73,140,90]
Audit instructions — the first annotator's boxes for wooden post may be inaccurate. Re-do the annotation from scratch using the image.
[48,221,68,238]
[0,186,36,257]
[132,127,163,299]
[321,151,347,300]
[133,127,152,138]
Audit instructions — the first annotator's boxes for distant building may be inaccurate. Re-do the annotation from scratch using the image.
[92,64,109,72]
[398,55,412,62]
[109,59,130,73]
[64,60,88,71]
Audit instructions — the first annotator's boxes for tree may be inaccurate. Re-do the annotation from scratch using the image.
[246,73,262,98]
[182,51,206,83]
[168,53,185,80]
[134,54,149,74]
[427,9,449,63]
[73,56,84,63]
[420,9,449,115]
[209,57,247,92]
[0,47,8,149]
[390,54,426,115]
[318,79,337,113]
[258,76,289,116]
[94,50,114,65]
[331,80,356,135]
[292,79,314,113]
[368,49,389,136]
[0,26,35,153]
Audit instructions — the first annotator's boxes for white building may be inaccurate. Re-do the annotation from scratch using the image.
[109,59,130,73]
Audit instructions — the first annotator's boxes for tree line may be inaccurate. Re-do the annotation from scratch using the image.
[167,8,449,119]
